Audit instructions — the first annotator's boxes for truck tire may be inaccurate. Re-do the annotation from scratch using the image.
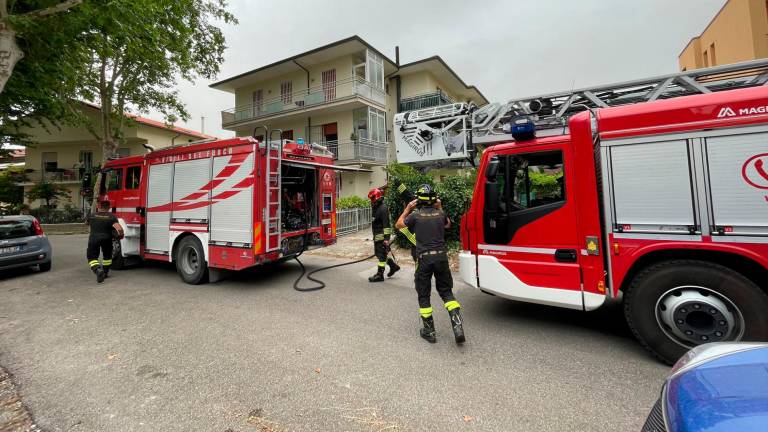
[175,236,208,285]
[111,235,125,270]
[624,260,768,365]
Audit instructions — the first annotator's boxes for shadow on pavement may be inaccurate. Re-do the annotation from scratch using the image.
[480,296,633,340]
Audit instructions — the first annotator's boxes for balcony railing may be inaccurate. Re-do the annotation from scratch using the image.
[18,168,88,184]
[222,76,386,127]
[325,139,388,164]
[398,90,455,112]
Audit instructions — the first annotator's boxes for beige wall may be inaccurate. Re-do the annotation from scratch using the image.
[338,167,387,199]
[398,71,461,101]
[234,56,358,108]
[679,0,768,70]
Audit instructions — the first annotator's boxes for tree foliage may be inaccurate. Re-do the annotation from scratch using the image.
[0,166,25,213]
[384,163,476,246]
[25,180,69,208]
[72,0,236,160]
[0,0,86,150]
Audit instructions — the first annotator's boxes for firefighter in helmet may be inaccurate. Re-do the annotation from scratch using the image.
[395,184,465,344]
[368,188,400,282]
[86,200,123,283]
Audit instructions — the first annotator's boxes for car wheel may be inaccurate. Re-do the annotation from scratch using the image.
[624,260,768,365]
[175,236,208,285]
[39,261,52,272]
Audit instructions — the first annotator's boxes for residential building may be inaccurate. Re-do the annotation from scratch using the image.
[679,0,768,70]
[19,103,211,210]
[210,36,486,198]
[0,148,25,172]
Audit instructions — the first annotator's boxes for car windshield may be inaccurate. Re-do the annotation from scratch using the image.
[0,220,35,240]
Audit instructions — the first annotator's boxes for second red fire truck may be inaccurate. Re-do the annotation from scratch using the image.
[396,59,768,363]
[98,132,363,284]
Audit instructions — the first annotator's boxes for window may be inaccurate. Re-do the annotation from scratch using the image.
[125,166,141,190]
[106,168,123,191]
[703,50,709,67]
[281,130,294,141]
[280,81,293,104]
[709,43,717,66]
[366,50,384,90]
[0,220,35,240]
[509,151,565,209]
[354,106,386,143]
[42,152,57,172]
[322,69,336,100]
[79,150,93,170]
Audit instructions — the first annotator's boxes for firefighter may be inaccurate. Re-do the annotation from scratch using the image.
[368,188,400,282]
[395,184,465,344]
[86,200,123,283]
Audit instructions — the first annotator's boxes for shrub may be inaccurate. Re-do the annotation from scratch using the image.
[29,204,84,224]
[385,163,476,247]
[336,195,370,210]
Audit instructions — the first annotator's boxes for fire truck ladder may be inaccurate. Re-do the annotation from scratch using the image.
[254,126,285,253]
[402,59,768,146]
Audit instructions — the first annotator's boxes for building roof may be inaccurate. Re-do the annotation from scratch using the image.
[80,101,215,139]
[210,35,399,93]
[393,56,489,105]
[678,0,731,57]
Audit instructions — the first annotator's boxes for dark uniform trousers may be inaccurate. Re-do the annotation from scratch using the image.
[415,252,456,310]
[374,240,389,266]
[87,236,113,271]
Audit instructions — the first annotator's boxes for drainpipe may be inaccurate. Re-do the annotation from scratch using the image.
[293,59,310,89]
[171,133,181,146]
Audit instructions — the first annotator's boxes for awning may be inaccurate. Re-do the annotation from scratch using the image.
[283,160,372,172]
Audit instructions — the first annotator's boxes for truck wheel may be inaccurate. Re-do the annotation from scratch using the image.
[111,236,125,270]
[175,236,208,285]
[624,260,768,365]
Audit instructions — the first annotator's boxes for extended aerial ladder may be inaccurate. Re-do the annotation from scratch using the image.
[394,59,768,160]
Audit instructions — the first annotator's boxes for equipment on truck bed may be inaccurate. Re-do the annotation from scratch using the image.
[394,59,768,162]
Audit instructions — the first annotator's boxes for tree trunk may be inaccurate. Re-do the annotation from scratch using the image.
[0,5,25,94]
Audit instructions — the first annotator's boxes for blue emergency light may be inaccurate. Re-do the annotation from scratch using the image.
[510,116,536,141]
[297,138,305,145]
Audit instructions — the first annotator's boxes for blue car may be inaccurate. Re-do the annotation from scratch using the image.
[644,343,768,432]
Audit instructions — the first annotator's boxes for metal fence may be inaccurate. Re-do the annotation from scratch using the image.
[335,207,372,236]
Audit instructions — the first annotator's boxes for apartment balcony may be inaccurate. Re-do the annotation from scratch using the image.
[16,168,88,186]
[326,139,388,165]
[398,90,455,112]
[221,77,387,129]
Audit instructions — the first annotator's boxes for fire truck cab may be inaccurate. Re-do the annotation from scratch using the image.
[461,86,768,363]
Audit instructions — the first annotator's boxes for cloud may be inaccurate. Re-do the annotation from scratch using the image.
[159,0,726,139]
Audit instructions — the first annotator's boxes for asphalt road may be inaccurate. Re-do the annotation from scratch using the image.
[0,235,668,432]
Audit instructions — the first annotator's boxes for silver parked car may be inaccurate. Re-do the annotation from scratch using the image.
[0,215,52,272]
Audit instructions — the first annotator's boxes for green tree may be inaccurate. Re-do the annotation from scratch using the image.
[0,1,86,152]
[25,180,69,208]
[0,166,25,213]
[72,0,236,161]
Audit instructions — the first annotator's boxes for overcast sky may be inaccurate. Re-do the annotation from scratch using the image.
[164,0,727,138]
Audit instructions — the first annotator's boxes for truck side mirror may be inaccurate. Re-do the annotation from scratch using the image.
[486,157,500,180]
[484,180,499,213]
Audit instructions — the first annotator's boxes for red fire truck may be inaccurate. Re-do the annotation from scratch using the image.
[98,133,363,284]
[396,60,768,363]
